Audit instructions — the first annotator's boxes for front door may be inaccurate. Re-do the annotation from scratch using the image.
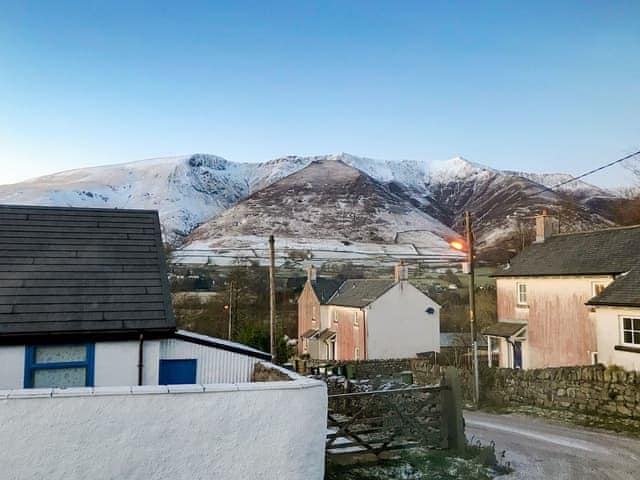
[159,359,197,384]
[513,342,522,369]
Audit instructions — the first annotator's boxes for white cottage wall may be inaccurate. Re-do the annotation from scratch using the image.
[0,346,24,389]
[94,340,160,386]
[366,282,440,359]
[0,379,327,480]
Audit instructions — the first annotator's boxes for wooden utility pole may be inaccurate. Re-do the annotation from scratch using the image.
[227,281,233,341]
[268,235,276,361]
[465,211,480,405]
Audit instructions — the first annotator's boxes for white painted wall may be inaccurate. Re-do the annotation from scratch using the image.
[592,306,640,371]
[366,282,440,358]
[94,340,160,386]
[0,377,327,480]
[0,336,262,389]
[0,346,23,389]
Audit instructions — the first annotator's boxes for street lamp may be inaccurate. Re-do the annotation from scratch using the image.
[449,213,480,406]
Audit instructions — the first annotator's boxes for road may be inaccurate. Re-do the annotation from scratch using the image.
[464,410,640,479]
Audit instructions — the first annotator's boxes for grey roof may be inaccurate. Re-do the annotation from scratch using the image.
[483,322,527,338]
[310,278,342,304]
[494,225,640,277]
[587,269,640,307]
[0,204,175,341]
[328,279,395,308]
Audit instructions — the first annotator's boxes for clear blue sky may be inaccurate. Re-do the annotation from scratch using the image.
[1,0,639,186]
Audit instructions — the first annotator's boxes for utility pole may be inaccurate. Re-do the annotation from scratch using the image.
[268,235,276,361]
[465,211,480,406]
[227,281,233,341]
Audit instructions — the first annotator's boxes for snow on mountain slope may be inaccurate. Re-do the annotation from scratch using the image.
[0,152,620,254]
[181,159,462,263]
[502,170,613,198]
[0,154,256,239]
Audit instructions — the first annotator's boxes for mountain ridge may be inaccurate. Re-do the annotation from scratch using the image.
[0,152,619,258]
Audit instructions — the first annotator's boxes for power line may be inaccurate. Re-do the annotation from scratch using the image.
[525,149,640,199]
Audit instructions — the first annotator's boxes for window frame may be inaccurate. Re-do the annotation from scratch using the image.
[353,311,359,327]
[24,343,95,388]
[355,347,360,361]
[516,283,528,306]
[620,317,640,346]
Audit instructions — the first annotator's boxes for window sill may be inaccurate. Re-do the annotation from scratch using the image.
[614,345,640,354]
[515,304,529,309]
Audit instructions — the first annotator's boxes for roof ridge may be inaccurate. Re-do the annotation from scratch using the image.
[552,223,640,238]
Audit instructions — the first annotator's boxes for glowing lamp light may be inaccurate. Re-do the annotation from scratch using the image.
[450,240,465,251]
[223,305,230,311]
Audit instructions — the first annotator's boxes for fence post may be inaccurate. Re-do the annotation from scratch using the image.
[441,367,465,452]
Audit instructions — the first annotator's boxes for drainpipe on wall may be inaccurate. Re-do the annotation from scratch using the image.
[361,308,368,360]
[137,333,144,386]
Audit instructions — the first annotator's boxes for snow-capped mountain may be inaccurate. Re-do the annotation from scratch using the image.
[186,159,458,248]
[0,152,618,257]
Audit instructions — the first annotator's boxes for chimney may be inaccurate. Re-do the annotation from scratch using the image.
[535,210,559,243]
[394,260,409,282]
[307,264,317,282]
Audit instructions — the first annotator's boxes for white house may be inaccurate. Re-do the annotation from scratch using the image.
[298,263,440,360]
[0,204,327,480]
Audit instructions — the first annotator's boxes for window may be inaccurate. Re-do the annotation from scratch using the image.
[592,282,607,297]
[621,317,640,345]
[353,312,359,327]
[355,347,360,361]
[333,310,338,323]
[24,344,94,388]
[516,283,528,306]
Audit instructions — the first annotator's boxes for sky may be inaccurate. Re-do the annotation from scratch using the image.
[0,0,639,187]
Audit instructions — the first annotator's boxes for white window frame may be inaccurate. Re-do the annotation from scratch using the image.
[354,347,360,361]
[620,316,640,346]
[333,310,338,323]
[516,283,528,306]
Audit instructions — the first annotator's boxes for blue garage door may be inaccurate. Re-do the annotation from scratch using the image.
[159,359,197,385]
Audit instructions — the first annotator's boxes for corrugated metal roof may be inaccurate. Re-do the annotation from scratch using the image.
[0,204,175,340]
[494,225,640,277]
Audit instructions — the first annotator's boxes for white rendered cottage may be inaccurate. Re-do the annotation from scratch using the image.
[0,205,326,480]
[299,263,440,360]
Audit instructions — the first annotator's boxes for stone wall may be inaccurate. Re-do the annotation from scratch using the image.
[485,365,640,418]
[314,357,640,430]
[306,358,411,379]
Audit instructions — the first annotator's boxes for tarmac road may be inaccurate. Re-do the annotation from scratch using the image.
[465,410,640,479]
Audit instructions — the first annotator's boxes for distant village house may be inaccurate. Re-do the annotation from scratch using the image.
[298,263,440,361]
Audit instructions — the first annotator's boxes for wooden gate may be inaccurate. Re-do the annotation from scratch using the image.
[326,368,464,459]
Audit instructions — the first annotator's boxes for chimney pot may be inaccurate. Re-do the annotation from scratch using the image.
[394,261,409,282]
[307,264,317,282]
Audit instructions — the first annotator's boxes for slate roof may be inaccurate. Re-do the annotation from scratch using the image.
[482,322,527,338]
[494,225,640,277]
[587,269,640,307]
[0,204,175,342]
[328,279,396,308]
[310,278,342,304]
